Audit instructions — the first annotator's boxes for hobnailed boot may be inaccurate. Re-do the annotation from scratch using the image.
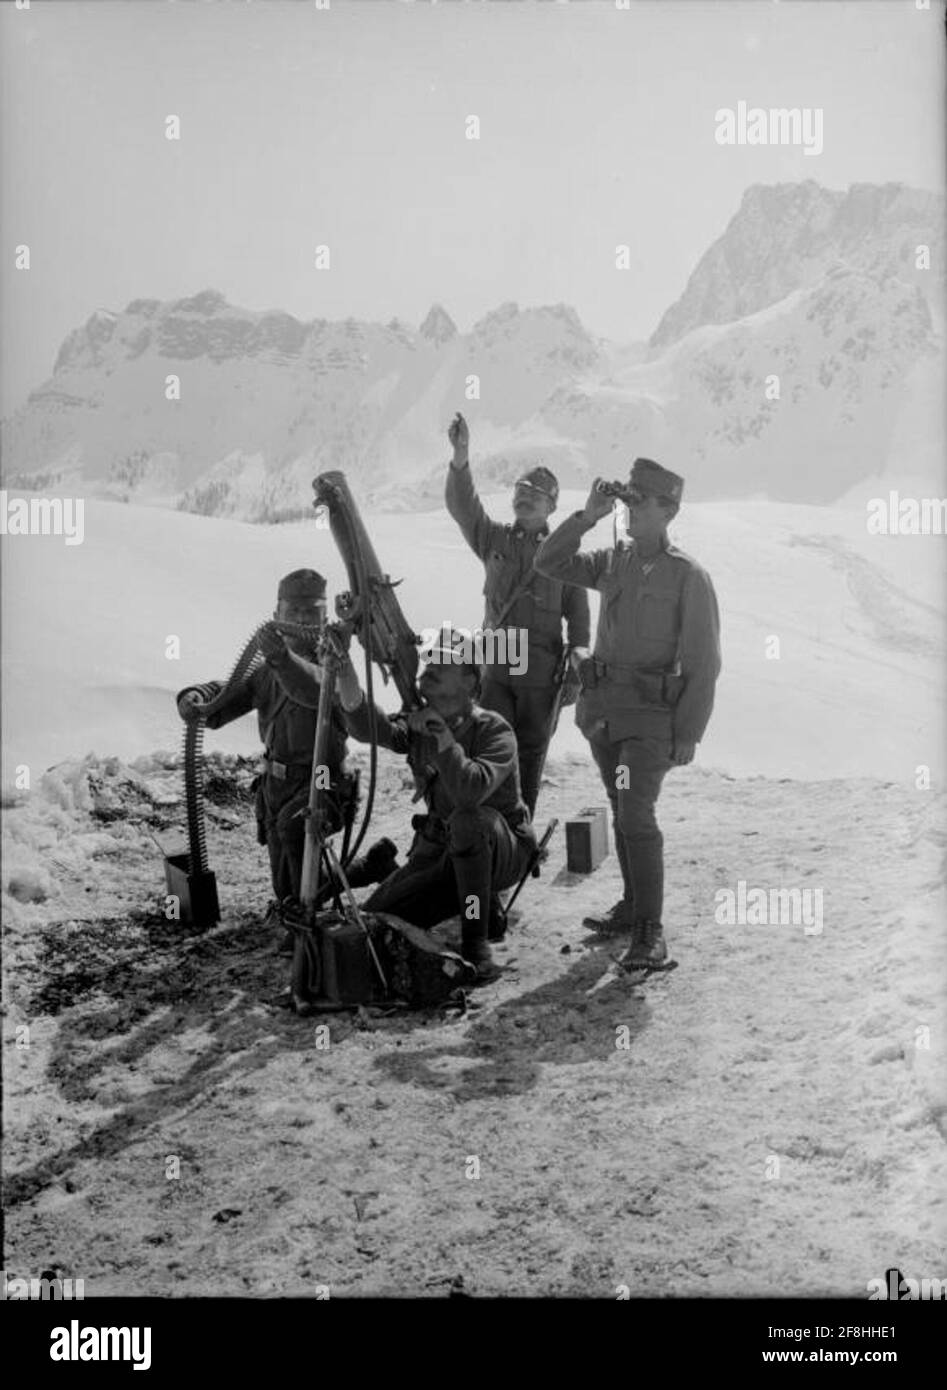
[449,815,501,982]
[618,919,668,970]
[462,935,501,984]
[345,837,399,889]
[487,893,508,942]
[262,898,283,932]
[263,896,298,956]
[582,899,634,935]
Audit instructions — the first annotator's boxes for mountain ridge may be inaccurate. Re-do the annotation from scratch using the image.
[3,180,942,516]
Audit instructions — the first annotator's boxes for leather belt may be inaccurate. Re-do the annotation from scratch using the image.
[263,755,312,781]
[590,660,683,705]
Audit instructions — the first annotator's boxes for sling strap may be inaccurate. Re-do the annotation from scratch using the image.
[491,571,537,631]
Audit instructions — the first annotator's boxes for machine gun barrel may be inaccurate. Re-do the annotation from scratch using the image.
[313,471,423,710]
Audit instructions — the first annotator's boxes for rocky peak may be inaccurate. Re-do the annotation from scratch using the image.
[170,289,228,316]
[650,179,944,351]
[419,303,457,345]
[472,301,520,336]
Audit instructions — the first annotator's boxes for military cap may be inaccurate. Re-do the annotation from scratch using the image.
[629,457,684,504]
[514,465,559,505]
[277,569,327,602]
[419,625,480,677]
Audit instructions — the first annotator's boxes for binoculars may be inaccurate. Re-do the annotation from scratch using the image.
[595,479,636,503]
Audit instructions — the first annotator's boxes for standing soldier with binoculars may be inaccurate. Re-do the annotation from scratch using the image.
[534,458,721,970]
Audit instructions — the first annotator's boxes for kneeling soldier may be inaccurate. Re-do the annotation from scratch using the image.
[328,628,536,981]
[534,460,721,969]
[176,569,396,932]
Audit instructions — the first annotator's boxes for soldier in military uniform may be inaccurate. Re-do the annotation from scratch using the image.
[535,459,721,969]
[445,412,590,817]
[176,569,395,931]
[328,628,535,981]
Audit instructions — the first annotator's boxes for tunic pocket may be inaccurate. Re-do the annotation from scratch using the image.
[635,592,677,641]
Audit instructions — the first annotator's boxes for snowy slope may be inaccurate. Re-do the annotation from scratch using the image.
[3,493,943,786]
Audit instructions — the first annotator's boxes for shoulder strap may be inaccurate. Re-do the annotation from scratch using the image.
[492,571,537,629]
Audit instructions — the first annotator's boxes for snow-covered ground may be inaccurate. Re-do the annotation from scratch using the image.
[2,488,944,1298]
[3,751,945,1295]
[2,490,944,786]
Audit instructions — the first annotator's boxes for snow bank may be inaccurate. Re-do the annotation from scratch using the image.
[2,495,944,786]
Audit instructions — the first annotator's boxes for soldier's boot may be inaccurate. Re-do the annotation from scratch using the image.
[584,823,635,932]
[487,893,508,942]
[262,896,299,956]
[262,898,283,931]
[463,933,501,984]
[448,811,502,983]
[461,891,502,978]
[582,899,634,935]
[618,919,668,971]
[345,837,399,889]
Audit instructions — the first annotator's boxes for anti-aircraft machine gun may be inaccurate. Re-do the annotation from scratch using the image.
[170,470,553,1012]
[298,470,425,911]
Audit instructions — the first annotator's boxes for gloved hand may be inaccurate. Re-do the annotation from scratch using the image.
[258,621,289,664]
[406,706,454,752]
[322,637,362,711]
[176,690,204,721]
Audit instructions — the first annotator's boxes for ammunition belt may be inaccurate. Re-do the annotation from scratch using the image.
[181,619,325,876]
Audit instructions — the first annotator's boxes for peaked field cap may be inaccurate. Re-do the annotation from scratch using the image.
[278,569,327,601]
[419,625,480,673]
[630,457,684,504]
[515,465,559,504]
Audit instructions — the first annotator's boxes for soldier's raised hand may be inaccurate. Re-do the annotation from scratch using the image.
[321,624,353,673]
[448,412,469,465]
[258,621,289,663]
[407,706,454,751]
[322,631,362,709]
[582,479,618,525]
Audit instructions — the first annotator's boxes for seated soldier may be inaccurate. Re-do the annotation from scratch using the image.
[327,627,536,981]
[176,569,396,940]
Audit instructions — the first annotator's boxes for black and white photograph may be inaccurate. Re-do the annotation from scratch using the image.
[1,0,944,1360]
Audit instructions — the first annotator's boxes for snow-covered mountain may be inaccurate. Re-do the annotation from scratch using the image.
[556,263,940,501]
[2,181,942,514]
[649,180,945,350]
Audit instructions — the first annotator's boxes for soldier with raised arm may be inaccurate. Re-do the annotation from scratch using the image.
[534,460,721,970]
[445,412,590,817]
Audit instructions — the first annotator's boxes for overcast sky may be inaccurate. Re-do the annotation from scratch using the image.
[1,0,942,414]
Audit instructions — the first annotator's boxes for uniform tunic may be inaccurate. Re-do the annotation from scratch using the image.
[342,695,533,945]
[534,512,720,745]
[190,650,349,901]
